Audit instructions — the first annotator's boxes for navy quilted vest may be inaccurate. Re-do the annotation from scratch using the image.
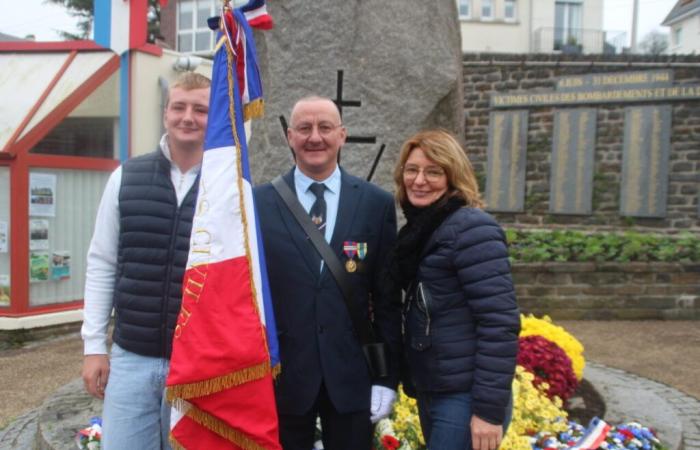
[111,150,198,358]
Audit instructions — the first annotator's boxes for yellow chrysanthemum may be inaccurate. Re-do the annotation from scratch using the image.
[501,432,532,450]
[390,386,425,449]
[506,365,569,442]
[520,314,585,380]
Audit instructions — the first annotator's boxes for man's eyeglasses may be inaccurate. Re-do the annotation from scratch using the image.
[402,165,446,182]
[289,122,343,137]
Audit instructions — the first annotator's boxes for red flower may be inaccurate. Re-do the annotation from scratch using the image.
[381,434,401,450]
[517,335,579,401]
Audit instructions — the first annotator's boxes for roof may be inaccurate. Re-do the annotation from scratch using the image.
[662,0,700,26]
[0,32,27,42]
[0,41,119,155]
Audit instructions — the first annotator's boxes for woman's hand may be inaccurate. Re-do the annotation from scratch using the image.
[471,415,503,450]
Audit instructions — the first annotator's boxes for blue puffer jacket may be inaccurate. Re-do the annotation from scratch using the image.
[404,207,520,425]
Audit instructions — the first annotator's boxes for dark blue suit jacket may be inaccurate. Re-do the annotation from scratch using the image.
[254,168,401,415]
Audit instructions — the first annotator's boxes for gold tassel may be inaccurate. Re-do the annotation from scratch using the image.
[271,363,281,379]
[243,99,265,121]
[167,360,272,401]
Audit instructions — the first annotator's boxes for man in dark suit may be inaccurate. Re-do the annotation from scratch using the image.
[254,96,401,450]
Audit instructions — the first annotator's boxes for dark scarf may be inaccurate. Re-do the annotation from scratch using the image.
[388,195,467,292]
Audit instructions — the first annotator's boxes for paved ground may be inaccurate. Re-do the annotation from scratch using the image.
[0,320,699,431]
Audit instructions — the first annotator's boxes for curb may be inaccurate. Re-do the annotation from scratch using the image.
[2,364,698,450]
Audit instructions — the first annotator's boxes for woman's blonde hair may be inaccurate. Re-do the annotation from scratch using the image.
[393,129,484,208]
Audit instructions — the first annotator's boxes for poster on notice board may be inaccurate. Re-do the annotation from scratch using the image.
[29,173,57,217]
[0,274,9,306]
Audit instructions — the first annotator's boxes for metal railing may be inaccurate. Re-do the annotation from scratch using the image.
[534,27,627,55]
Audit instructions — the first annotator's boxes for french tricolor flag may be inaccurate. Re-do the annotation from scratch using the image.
[94,0,167,55]
[165,2,280,449]
[570,417,612,450]
[242,0,274,30]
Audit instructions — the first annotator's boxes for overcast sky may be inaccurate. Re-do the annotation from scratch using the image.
[0,0,679,44]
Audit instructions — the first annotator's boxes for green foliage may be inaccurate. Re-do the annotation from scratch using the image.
[507,230,700,263]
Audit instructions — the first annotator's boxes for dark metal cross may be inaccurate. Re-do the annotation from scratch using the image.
[333,71,376,145]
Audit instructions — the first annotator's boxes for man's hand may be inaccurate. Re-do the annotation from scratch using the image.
[471,415,503,450]
[369,385,397,423]
[82,354,110,399]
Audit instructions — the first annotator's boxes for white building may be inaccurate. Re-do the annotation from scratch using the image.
[456,0,605,54]
[663,0,700,54]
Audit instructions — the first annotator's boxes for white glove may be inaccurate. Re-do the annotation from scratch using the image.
[370,385,397,423]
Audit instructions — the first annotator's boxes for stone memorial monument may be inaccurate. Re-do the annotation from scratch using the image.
[248,0,464,190]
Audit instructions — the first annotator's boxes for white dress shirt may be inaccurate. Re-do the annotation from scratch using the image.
[294,166,342,272]
[293,165,341,244]
[81,135,201,355]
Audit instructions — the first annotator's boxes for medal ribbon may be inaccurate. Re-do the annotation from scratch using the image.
[343,241,358,259]
[356,242,367,260]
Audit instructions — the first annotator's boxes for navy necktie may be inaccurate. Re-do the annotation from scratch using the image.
[309,182,327,233]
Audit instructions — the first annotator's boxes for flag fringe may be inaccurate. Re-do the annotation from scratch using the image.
[167,360,272,401]
[169,436,187,450]
[243,98,264,121]
[170,403,267,450]
[272,362,281,379]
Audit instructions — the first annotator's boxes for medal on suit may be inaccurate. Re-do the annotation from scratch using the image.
[356,242,367,260]
[343,241,358,273]
[345,259,357,272]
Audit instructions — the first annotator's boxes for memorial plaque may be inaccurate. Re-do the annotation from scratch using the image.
[556,70,672,92]
[620,105,672,217]
[485,110,528,212]
[549,109,597,215]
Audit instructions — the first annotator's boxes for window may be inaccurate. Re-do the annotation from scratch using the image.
[177,0,249,53]
[554,1,583,50]
[504,0,517,21]
[457,0,471,18]
[481,0,493,20]
[30,72,119,159]
[674,27,683,46]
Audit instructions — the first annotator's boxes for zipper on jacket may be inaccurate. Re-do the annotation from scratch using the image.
[161,169,185,358]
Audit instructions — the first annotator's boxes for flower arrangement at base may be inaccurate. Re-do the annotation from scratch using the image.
[601,422,665,450]
[75,417,102,450]
[528,418,666,450]
[501,366,569,450]
[373,385,425,450]
[517,335,579,402]
[520,314,585,381]
[374,418,403,450]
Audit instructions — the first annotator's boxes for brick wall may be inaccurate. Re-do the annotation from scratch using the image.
[513,262,700,319]
[463,53,700,232]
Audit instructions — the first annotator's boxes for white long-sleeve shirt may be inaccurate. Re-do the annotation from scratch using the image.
[81,135,201,355]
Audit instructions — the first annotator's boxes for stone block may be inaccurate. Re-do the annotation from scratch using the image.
[249,0,464,190]
[537,273,572,285]
[572,272,626,285]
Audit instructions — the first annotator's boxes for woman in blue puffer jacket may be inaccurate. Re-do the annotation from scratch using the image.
[387,129,520,450]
